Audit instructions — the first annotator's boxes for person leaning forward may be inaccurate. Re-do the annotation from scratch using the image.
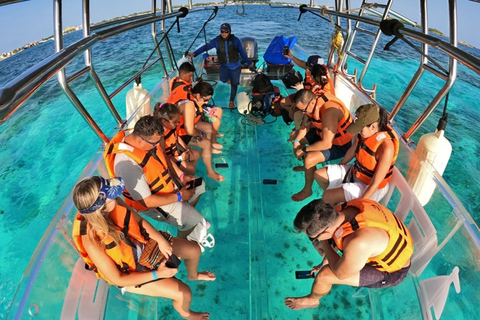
[103,115,210,249]
[187,23,253,109]
[290,89,354,202]
[285,198,413,310]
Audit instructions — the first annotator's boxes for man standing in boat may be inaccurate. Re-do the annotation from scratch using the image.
[285,198,413,310]
[187,23,253,109]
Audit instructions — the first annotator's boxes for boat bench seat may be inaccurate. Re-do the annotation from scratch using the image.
[60,258,109,319]
[380,167,438,277]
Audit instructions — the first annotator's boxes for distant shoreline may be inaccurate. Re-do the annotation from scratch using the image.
[1,3,476,62]
[0,26,81,62]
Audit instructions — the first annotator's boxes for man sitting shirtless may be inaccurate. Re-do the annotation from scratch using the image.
[285,198,413,310]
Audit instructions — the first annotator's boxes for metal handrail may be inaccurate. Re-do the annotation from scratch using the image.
[0,9,188,123]
[317,6,480,73]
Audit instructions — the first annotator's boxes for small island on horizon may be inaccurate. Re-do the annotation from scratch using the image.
[1,3,477,62]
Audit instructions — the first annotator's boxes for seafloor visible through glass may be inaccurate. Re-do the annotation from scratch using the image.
[7,81,479,320]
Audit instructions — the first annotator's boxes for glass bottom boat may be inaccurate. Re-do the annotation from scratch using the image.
[1,1,479,320]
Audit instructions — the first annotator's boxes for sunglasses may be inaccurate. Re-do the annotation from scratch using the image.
[308,226,329,243]
[299,99,314,113]
[221,30,230,34]
[139,135,162,146]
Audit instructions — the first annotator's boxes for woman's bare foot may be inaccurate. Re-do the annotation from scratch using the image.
[212,142,223,149]
[211,148,222,154]
[181,311,210,320]
[188,271,216,281]
[293,166,306,172]
[208,171,225,181]
[228,101,235,109]
[291,189,312,202]
[284,296,320,310]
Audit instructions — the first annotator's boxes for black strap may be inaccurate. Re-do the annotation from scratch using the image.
[155,207,170,219]
[139,220,150,240]
[122,209,131,239]
[319,94,329,103]
[80,218,88,235]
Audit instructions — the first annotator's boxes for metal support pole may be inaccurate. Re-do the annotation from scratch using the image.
[357,0,393,89]
[152,0,168,75]
[54,0,109,143]
[82,0,123,125]
[389,0,429,121]
[403,0,458,140]
[163,0,175,71]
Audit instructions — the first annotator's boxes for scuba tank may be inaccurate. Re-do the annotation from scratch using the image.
[406,114,452,206]
[236,91,251,115]
[126,77,151,129]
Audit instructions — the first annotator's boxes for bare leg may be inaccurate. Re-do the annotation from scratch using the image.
[188,138,224,181]
[322,187,347,206]
[210,108,223,147]
[195,121,213,142]
[171,237,216,281]
[125,278,210,319]
[313,167,329,190]
[195,121,222,152]
[284,265,360,310]
[292,151,325,202]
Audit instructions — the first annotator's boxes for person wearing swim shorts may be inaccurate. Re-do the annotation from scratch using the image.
[285,198,413,310]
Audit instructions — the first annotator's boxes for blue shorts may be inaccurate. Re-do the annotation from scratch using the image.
[305,128,352,161]
[220,65,241,86]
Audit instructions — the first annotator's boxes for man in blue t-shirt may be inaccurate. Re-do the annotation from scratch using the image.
[188,23,253,109]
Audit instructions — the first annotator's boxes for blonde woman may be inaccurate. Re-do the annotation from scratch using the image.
[72,176,215,320]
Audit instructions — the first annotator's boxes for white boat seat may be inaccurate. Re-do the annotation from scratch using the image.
[418,266,461,320]
[352,167,444,318]
[380,167,438,277]
[60,258,109,319]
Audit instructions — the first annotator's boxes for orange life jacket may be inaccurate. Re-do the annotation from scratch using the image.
[72,206,148,284]
[304,68,336,95]
[333,198,413,273]
[104,131,176,211]
[164,128,179,157]
[307,92,354,146]
[177,99,203,138]
[167,77,192,105]
[353,128,399,188]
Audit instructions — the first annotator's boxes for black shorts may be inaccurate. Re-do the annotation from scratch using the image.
[359,264,410,288]
[305,128,321,145]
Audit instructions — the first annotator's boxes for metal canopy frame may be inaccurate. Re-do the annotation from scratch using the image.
[0,0,190,138]
[305,0,480,141]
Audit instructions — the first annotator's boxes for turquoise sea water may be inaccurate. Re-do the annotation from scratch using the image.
[0,5,479,318]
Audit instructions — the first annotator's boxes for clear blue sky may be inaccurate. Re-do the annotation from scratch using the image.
[0,0,479,54]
